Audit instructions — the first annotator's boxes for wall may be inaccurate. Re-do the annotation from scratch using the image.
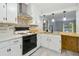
[27,4,43,30]
[76,5,79,33]
[47,20,76,32]
[27,3,78,31]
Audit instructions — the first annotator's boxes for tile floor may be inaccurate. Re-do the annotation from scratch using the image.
[31,47,79,56]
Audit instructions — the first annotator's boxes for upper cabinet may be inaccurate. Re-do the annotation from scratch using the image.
[7,3,17,24]
[0,3,6,23]
[0,3,33,25]
[0,3,17,24]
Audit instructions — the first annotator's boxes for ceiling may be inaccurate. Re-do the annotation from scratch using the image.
[31,3,78,15]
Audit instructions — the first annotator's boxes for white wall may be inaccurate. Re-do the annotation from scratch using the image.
[27,4,43,30]
[31,5,43,30]
[27,3,78,31]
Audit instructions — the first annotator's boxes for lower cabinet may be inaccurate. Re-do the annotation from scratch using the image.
[0,44,22,56]
[61,35,78,52]
[48,35,61,52]
[41,36,49,48]
[10,44,22,56]
[0,46,11,56]
[0,38,22,56]
[37,34,61,52]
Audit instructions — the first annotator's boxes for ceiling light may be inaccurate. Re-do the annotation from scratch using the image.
[63,11,67,21]
[52,13,55,22]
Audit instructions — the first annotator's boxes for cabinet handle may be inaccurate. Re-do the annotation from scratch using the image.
[7,49,11,52]
[14,40,18,43]
[3,17,5,20]
[6,18,7,20]
[3,5,5,8]
[20,45,22,49]
[3,17,7,20]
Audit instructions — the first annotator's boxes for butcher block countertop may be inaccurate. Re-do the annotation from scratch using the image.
[60,32,79,37]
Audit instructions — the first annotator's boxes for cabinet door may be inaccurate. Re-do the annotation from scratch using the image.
[0,3,6,22]
[37,34,41,47]
[0,46,11,56]
[62,36,77,52]
[0,44,22,56]
[77,38,79,52]
[66,36,77,52]
[10,44,22,56]
[41,35,48,48]
[7,3,17,24]
[49,35,61,52]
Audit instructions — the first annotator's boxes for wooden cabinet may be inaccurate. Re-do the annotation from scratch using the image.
[61,35,79,52]
[77,39,79,52]
[0,3,17,24]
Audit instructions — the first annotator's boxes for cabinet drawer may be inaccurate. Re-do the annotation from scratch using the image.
[0,44,22,56]
[0,38,22,48]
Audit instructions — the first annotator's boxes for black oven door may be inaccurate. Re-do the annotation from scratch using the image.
[22,34,37,55]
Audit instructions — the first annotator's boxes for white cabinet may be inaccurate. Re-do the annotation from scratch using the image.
[37,34,48,48]
[0,3,17,24]
[0,45,12,56]
[0,44,22,56]
[0,38,22,56]
[7,3,17,23]
[37,34,61,53]
[0,3,6,23]
[41,35,48,48]
[10,44,22,56]
[48,35,61,52]
[37,34,41,47]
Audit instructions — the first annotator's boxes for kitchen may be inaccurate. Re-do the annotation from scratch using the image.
[0,3,79,56]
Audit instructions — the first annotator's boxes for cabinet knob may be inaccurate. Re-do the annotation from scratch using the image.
[7,49,11,52]
[3,5,5,8]
[20,45,22,49]
[6,18,7,20]
[3,17,6,20]
[14,40,18,43]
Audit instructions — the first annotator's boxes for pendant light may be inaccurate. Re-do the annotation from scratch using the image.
[43,20,46,23]
[63,11,67,21]
[52,13,55,22]
[43,15,46,23]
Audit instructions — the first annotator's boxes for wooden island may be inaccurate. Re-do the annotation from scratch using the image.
[61,32,79,52]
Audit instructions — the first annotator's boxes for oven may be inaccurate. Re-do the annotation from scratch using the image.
[22,34,37,55]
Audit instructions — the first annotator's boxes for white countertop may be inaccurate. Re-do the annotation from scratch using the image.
[0,34,23,42]
[0,33,36,42]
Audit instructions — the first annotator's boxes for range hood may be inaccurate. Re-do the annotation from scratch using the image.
[18,3,32,20]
